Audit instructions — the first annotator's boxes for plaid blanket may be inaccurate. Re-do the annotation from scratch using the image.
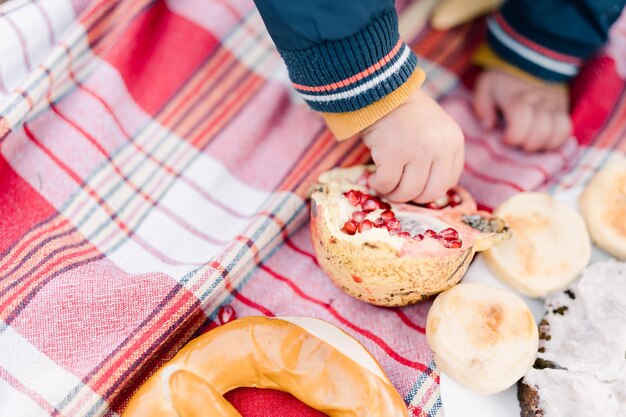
[0,1,624,416]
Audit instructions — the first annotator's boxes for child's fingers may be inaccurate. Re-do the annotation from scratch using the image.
[370,163,404,195]
[413,158,451,204]
[502,101,533,147]
[545,113,572,150]
[385,161,431,202]
[523,110,552,152]
[451,147,464,186]
[473,76,497,128]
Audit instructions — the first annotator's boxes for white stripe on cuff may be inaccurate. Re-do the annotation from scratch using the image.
[487,17,579,76]
[298,45,412,103]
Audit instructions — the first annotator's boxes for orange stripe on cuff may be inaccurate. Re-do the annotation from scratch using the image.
[292,39,404,93]
[322,67,426,140]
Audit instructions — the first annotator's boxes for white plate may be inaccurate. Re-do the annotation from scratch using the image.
[440,186,611,417]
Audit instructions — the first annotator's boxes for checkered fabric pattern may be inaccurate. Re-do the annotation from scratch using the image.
[0,1,624,416]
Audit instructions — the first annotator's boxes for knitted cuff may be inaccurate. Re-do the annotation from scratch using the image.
[322,68,426,140]
[278,11,419,113]
[486,11,583,83]
[473,45,567,90]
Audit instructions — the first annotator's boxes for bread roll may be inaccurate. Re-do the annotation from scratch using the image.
[579,157,626,260]
[426,282,538,394]
[484,192,591,297]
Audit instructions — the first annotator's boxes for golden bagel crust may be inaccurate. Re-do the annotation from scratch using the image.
[426,283,538,395]
[484,193,591,298]
[122,316,408,417]
[579,158,626,260]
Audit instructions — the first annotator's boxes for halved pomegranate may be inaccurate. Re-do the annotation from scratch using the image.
[309,165,511,306]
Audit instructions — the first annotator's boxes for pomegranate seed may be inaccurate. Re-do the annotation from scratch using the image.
[435,195,449,209]
[439,227,459,241]
[386,218,400,230]
[374,217,385,227]
[359,219,374,232]
[443,239,462,249]
[352,211,366,222]
[344,190,361,206]
[380,209,395,219]
[362,198,380,212]
[218,305,237,325]
[379,201,392,210]
[424,229,440,238]
[448,189,462,206]
[425,202,438,209]
[388,229,399,236]
[413,234,424,241]
[398,231,411,239]
[341,220,358,235]
[359,193,370,205]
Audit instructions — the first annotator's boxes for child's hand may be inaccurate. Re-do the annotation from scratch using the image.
[474,70,571,151]
[361,88,464,203]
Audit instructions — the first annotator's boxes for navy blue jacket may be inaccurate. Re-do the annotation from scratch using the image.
[487,0,626,82]
[253,0,625,115]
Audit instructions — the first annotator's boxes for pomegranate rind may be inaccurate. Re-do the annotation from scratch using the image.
[309,165,511,307]
[579,157,626,260]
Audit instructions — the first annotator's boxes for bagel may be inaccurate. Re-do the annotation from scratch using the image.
[309,165,511,306]
[426,282,538,395]
[122,316,408,417]
[579,157,626,260]
[484,192,591,298]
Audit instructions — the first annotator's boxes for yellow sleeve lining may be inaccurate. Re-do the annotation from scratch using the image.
[321,68,426,140]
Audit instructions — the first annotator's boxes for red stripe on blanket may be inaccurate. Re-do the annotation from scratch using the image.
[394,309,426,334]
[103,1,220,115]
[0,156,58,254]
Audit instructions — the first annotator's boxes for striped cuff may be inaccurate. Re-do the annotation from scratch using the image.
[473,45,566,89]
[322,68,426,140]
[486,12,583,82]
[278,11,419,113]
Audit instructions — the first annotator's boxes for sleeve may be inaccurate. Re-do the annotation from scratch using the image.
[483,0,626,83]
[253,0,426,139]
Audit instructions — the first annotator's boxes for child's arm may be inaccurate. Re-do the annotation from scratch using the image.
[474,0,626,151]
[254,0,464,203]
